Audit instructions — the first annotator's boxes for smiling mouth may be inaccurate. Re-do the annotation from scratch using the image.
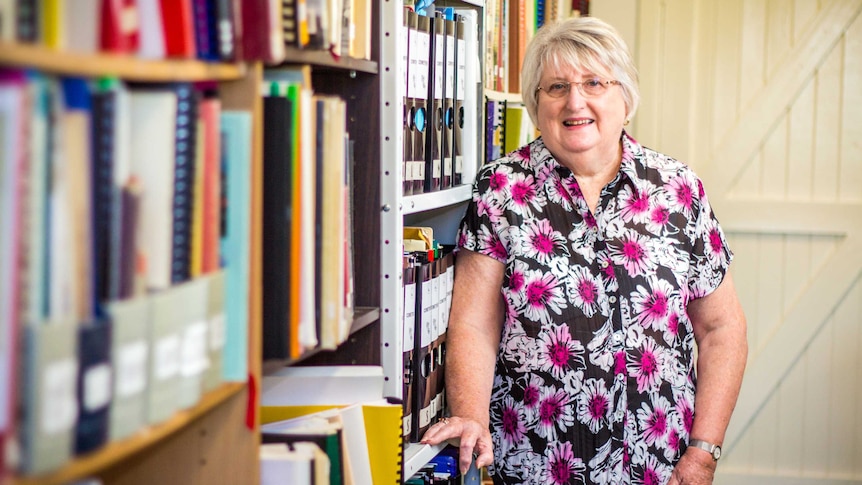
[563,119,593,127]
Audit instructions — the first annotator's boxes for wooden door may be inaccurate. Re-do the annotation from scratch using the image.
[614,0,862,481]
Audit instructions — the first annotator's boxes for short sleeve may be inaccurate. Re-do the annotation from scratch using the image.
[456,163,510,264]
[687,176,733,300]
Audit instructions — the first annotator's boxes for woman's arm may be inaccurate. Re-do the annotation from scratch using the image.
[670,273,748,484]
[420,249,505,474]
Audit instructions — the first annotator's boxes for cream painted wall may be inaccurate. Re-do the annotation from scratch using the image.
[593,1,862,483]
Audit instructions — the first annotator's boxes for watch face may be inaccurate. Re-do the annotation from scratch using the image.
[712,446,722,460]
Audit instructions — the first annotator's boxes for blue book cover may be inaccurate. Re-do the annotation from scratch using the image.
[219,111,251,381]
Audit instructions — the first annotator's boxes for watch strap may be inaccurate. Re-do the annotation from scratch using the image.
[689,439,721,461]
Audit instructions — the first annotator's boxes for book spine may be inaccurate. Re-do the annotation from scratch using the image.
[169,83,199,284]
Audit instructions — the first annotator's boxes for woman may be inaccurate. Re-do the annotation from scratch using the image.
[420,16,748,485]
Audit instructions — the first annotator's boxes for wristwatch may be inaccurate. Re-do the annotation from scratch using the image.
[688,439,722,461]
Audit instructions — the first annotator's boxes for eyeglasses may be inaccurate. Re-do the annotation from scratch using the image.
[536,78,621,99]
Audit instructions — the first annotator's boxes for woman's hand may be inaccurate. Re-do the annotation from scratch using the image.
[419,416,494,475]
[667,449,716,485]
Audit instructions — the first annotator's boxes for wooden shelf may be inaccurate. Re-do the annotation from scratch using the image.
[0,42,246,81]
[261,306,382,373]
[276,47,378,74]
[12,383,246,485]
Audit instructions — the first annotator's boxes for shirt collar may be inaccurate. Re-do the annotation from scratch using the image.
[531,130,644,181]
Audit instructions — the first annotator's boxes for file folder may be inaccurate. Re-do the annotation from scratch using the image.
[107,296,150,441]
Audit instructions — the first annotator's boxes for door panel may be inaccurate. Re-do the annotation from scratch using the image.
[627,0,862,480]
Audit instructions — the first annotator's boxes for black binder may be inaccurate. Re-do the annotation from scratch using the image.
[261,93,294,360]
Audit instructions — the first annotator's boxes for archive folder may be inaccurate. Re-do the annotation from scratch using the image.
[425,13,443,192]
[411,12,430,195]
[75,317,113,454]
[401,254,416,441]
[440,11,456,190]
[176,276,209,410]
[107,296,150,442]
[147,286,187,424]
[203,269,226,391]
[401,9,412,196]
[453,14,465,186]
[19,319,78,475]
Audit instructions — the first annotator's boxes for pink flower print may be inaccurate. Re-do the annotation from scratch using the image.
[630,337,663,393]
[489,170,508,191]
[523,271,566,324]
[570,267,600,317]
[619,186,650,222]
[476,197,502,221]
[637,399,670,446]
[490,238,507,261]
[536,388,574,441]
[610,232,654,276]
[555,178,573,204]
[676,399,694,434]
[540,324,585,380]
[578,379,611,433]
[457,231,468,247]
[668,428,682,455]
[708,227,724,255]
[640,455,672,485]
[668,176,694,217]
[614,351,626,377]
[521,220,566,266]
[584,211,597,229]
[568,178,583,197]
[500,396,527,450]
[512,181,536,208]
[523,382,540,409]
[631,280,673,330]
[543,442,586,485]
[646,205,670,234]
[517,144,530,159]
[509,269,525,293]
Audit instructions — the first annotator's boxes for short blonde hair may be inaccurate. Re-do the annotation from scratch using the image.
[520,16,639,128]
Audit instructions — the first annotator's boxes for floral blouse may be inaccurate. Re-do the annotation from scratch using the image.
[456,133,732,485]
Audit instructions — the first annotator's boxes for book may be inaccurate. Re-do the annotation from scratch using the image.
[261,429,340,485]
[261,91,294,361]
[168,82,200,284]
[316,95,347,349]
[198,89,222,274]
[100,0,141,53]
[0,73,27,470]
[240,0,285,64]
[137,0,166,59]
[160,0,196,57]
[129,88,178,291]
[191,0,219,60]
[219,111,252,382]
[259,443,314,485]
[363,401,403,484]
[261,365,384,409]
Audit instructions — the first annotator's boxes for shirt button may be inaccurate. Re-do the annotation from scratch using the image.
[615,409,625,420]
[609,296,617,304]
[613,332,623,343]
[600,260,609,268]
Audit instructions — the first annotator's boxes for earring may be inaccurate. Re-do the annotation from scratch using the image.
[623,119,630,126]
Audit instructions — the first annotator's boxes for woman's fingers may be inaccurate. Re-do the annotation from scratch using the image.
[418,416,493,474]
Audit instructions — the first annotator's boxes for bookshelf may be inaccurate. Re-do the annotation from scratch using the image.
[1,43,262,485]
